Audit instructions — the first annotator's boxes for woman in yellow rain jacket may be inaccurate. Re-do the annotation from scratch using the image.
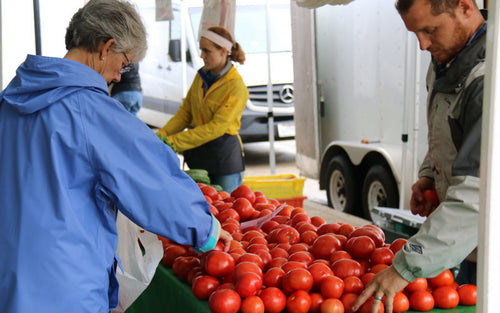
[158,26,249,192]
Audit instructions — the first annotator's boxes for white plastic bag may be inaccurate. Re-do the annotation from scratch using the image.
[199,0,236,38]
[111,212,164,313]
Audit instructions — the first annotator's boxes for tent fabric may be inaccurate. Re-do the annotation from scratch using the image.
[295,0,354,8]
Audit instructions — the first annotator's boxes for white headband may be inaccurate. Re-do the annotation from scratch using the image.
[200,29,233,51]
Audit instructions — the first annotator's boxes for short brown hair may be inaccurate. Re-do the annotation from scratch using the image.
[395,0,460,15]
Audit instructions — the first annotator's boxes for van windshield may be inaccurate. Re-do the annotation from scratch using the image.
[189,4,291,54]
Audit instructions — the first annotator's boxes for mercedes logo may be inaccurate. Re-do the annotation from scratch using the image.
[279,85,294,104]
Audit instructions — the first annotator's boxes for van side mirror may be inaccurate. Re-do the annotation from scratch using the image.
[168,39,182,62]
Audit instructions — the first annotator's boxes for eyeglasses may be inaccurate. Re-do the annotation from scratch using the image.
[120,52,133,74]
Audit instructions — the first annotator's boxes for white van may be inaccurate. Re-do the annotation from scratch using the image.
[136,0,295,142]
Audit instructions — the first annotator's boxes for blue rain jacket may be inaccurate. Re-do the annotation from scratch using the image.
[0,55,219,313]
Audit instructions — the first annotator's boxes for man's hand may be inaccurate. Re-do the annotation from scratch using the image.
[352,266,409,313]
[217,229,233,252]
[410,177,436,217]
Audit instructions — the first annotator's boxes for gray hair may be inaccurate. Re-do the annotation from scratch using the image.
[65,0,147,62]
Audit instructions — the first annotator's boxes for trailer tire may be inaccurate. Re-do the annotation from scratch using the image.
[361,165,399,221]
[326,156,360,215]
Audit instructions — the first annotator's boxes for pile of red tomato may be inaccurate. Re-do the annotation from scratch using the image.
[158,184,477,313]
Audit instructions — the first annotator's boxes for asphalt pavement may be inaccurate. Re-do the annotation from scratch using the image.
[243,140,371,227]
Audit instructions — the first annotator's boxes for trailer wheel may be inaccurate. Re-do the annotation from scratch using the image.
[326,156,359,215]
[361,165,399,221]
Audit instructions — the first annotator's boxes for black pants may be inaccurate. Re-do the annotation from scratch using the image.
[455,259,477,285]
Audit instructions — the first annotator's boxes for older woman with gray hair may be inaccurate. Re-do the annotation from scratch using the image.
[0,1,231,312]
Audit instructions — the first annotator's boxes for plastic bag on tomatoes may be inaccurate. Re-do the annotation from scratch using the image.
[111,212,163,313]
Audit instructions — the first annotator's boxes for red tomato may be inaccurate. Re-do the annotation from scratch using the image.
[259,287,287,313]
[288,251,315,266]
[311,216,327,227]
[235,272,263,298]
[286,290,312,313]
[308,262,335,291]
[345,236,376,258]
[301,230,319,245]
[311,234,342,260]
[331,259,365,279]
[217,208,240,223]
[187,266,204,285]
[289,243,310,254]
[282,260,308,274]
[428,269,455,288]
[162,244,188,267]
[457,284,477,306]
[317,223,342,235]
[405,277,428,294]
[320,298,345,313]
[297,222,317,234]
[320,275,344,299]
[340,292,358,313]
[269,257,288,269]
[393,291,410,313]
[333,234,348,249]
[232,261,263,281]
[422,189,439,207]
[291,213,312,227]
[369,247,394,265]
[278,205,294,217]
[358,297,384,313]
[360,272,375,286]
[246,243,269,255]
[270,246,289,259]
[272,214,291,225]
[203,250,235,277]
[241,295,265,313]
[433,285,460,309]
[309,292,325,313]
[330,250,352,263]
[208,288,241,313]
[172,256,200,280]
[263,267,286,288]
[369,264,389,274]
[248,236,268,247]
[409,290,435,312]
[218,190,231,200]
[337,223,356,237]
[232,197,255,221]
[214,200,233,211]
[191,275,220,300]
[242,229,265,241]
[282,268,314,293]
[230,184,256,204]
[343,276,364,294]
[276,226,301,244]
[200,185,220,202]
[389,238,407,254]
[262,220,280,234]
[349,227,385,248]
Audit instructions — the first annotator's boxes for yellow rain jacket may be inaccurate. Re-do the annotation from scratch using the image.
[158,65,248,152]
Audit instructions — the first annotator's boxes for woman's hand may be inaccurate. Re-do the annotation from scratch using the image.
[217,229,233,252]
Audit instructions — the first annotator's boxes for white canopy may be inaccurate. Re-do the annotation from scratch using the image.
[295,0,354,9]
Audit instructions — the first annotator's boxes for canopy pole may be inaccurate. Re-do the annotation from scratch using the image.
[478,0,500,311]
[265,0,276,174]
[33,0,41,55]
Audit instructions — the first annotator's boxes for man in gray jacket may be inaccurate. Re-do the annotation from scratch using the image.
[354,0,485,312]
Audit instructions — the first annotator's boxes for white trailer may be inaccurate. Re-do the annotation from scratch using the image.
[292,0,431,220]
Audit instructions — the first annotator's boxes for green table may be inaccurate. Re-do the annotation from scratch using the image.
[126,265,211,313]
[126,265,476,313]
